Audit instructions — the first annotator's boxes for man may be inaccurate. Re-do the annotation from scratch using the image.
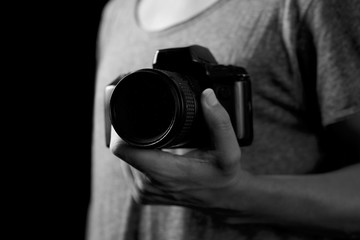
[88,0,360,239]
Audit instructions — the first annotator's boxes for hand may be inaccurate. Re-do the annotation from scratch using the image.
[110,89,251,209]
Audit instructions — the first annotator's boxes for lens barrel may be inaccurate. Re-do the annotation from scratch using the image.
[110,69,198,148]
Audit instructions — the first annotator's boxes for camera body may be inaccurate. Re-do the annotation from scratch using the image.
[105,45,253,148]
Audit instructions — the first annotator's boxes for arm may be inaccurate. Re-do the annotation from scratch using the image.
[225,158,360,233]
[222,112,360,234]
[110,89,360,236]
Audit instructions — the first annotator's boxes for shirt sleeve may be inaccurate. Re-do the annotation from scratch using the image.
[302,0,360,126]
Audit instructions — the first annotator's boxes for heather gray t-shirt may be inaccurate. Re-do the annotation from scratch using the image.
[88,0,360,239]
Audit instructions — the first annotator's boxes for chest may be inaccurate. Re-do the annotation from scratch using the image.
[100,0,301,112]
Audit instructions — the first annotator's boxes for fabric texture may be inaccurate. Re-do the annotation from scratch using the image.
[87,0,360,239]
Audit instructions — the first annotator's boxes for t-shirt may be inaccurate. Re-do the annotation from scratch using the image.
[87,0,360,239]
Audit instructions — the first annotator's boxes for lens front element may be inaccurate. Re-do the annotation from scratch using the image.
[110,70,177,146]
[110,69,197,148]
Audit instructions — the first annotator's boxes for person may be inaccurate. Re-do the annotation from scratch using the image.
[87,0,360,239]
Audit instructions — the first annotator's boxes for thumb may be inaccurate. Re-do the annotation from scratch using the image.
[201,88,241,169]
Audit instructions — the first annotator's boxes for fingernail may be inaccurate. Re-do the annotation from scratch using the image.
[203,88,218,107]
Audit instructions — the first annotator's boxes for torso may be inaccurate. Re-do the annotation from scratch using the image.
[89,0,333,239]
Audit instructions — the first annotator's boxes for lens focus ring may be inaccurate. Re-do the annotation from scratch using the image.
[168,74,197,147]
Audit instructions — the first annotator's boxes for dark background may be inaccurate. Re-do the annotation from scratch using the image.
[7,1,109,239]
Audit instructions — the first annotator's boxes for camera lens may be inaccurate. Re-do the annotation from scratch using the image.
[110,69,197,148]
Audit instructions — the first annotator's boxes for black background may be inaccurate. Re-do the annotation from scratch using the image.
[7,1,109,239]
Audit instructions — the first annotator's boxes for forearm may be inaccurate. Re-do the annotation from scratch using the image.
[219,163,360,234]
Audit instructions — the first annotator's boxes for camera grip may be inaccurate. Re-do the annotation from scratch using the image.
[234,81,253,146]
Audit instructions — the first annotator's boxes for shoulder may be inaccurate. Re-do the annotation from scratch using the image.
[301,0,360,26]
[99,0,133,31]
[284,0,360,24]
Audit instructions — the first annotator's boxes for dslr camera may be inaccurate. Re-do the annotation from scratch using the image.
[105,45,253,149]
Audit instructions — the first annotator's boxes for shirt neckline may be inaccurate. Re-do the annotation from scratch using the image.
[134,0,230,36]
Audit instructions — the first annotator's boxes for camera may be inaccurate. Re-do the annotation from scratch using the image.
[105,45,253,149]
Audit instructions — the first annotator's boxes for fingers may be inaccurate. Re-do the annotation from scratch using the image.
[125,166,194,207]
[127,167,209,208]
[201,88,241,170]
[110,126,180,174]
